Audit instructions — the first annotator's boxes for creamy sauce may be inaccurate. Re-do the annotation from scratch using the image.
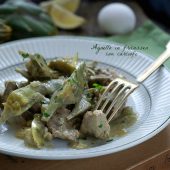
[70,107,137,149]
[13,107,137,149]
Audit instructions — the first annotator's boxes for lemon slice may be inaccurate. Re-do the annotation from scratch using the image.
[50,4,85,30]
[53,0,80,12]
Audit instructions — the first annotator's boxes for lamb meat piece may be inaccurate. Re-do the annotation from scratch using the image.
[94,68,118,78]
[17,81,29,88]
[22,111,34,121]
[89,75,112,86]
[29,103,41,113]
[47,107,79,141]
[22,103,41,121]
[89,68,120,86]
[2,81,18,102]
[2,81,27,100]
[80,110,110,140]
[0,81,18,109]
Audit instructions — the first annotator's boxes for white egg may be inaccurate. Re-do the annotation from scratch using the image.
[98,3,136,34]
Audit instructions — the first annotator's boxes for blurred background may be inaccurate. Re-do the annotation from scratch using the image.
[0,0,170,42]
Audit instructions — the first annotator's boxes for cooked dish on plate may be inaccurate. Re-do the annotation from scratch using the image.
[0,51,136,149]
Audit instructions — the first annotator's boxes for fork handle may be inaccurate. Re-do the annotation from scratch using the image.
[137,48,170,83]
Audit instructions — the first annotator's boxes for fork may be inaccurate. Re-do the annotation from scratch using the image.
[95,41,170,122]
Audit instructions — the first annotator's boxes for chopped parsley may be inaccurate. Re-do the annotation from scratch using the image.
[36,54,41,59]
[98,123,103,128]
[43,112,49,117]
[19,51,29,59]
[92,83,104,91]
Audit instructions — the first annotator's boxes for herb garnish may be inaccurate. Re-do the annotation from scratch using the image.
[43,112,49,117]
[19,51,29,59]
[92,83,104,91]
[98,123,103,128]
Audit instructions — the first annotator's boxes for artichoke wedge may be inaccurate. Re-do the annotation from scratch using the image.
[67,95,91,120]
[42,62,87,121]
[16,115,52,149]
[16,51,59,80]
[0,85,44,124]
[0,80,63,124]
[31,114,46,148]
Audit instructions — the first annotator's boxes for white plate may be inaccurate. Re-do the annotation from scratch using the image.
[0,36,169,160]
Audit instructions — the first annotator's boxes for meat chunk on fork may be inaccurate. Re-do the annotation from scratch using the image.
[80,110,110,140]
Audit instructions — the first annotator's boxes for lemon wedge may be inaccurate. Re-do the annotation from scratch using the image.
[41,0,80,13]
[40,1,52,12]
[53,0,80,12]
[50,4,85,29]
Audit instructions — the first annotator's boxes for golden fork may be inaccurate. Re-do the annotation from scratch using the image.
[95,41,170,122]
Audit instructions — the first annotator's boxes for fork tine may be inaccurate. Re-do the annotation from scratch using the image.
[105,86,128,116]
[108,88,134,122]
[95,79,118,110]
[100,83,121,111]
